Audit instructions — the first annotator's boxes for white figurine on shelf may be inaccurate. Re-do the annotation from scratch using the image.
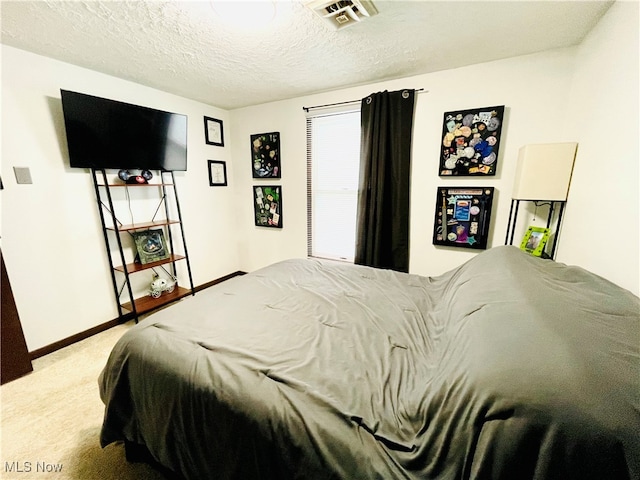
[149,273,176,298]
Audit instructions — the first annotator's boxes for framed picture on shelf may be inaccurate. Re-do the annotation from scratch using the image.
[208,160,227,186]
[432,186,495,250]
[132,229,170,264]
[251,132,280,178]
[204,116,224,146]
[520,226,550,257]
[438,105,505,176]
[253,185,282,228]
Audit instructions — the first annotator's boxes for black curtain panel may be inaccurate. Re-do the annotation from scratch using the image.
[355,89,415,272]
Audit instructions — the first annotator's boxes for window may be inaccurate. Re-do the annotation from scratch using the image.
[306,109,361,262]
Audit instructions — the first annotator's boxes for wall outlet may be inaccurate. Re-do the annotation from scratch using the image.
[13,167,33,185]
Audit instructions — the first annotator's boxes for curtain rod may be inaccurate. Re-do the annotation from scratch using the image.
[302,88,426,112]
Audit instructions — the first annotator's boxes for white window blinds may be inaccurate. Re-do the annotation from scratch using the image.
[306,109,361,261]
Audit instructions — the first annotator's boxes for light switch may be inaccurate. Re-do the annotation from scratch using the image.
[13,167,33,185]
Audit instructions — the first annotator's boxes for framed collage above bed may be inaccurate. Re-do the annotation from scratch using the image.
[251,132,280,179]
[438,105,505,176]
[433,104,506,250]
[433,186,494,250]
[253,185,282,228]
[251,131,283,229]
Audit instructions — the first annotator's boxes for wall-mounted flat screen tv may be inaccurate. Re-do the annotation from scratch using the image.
[60,90,188,171]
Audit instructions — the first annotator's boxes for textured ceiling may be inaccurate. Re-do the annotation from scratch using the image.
[1,0,614,110]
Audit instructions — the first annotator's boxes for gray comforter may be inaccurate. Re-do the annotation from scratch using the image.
[99,246,640,479]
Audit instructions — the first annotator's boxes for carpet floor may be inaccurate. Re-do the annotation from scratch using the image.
[1,321,171,480]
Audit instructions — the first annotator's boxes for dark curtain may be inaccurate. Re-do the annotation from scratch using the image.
[355,89,415,273]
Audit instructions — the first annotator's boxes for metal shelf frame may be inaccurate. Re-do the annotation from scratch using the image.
[91,169,195,321]
[505,198,566,260]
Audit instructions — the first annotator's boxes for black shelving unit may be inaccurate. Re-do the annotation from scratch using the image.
[505,199,566,260]
[91,169,195,322]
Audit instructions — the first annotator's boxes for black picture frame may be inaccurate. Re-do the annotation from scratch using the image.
[208,160,227,186]
[253,185,282,228]
[204,116,224,146]
[251,132,281,178]
[131,229,170,264]
[438,105,505,176]
[432,187,494,250]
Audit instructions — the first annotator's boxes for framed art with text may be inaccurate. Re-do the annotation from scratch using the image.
[433,187,494,250]
[439,105,505,176]
[204,116,224,146]
[253,185,282,228]
[251,132,280,178]
[208,160,227,186]
[131,229,170,264]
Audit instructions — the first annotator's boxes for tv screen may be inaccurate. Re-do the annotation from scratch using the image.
[60,90,188,171]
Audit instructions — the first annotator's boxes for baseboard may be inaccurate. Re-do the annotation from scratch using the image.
[194,270,245,293]
[29,271,246,360]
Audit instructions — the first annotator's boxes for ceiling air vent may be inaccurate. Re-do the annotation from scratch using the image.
[304,0,378,30]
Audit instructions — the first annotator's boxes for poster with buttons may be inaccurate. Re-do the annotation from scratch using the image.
[439,106,505,176]
[433,187,494,249]
[251,132,280,178]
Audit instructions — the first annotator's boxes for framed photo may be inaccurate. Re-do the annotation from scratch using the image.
[131,229,170,264]
[208,160,227,186]
[253,185,282,228]
[251,132,281,178]
[204,116,224,146]
[433,187,494,250]
[438,105,505,176]
[520,226,550,257]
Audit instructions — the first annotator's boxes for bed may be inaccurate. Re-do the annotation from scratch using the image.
[99,246,639,479]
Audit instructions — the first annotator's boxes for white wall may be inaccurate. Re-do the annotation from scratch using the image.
[558,0,639,293]
[1,46,241,351]
[230,2,638,296]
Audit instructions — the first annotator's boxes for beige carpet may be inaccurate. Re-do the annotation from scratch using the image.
[1,321,171,480]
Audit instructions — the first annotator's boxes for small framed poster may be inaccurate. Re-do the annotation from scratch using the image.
[253,185,282,228]
[438,105,505,176]
[208,160,227,186]
[131,229,170,264]
[251,132,280,178]
[520,226,550,257]
[204,116,224,146]
[433,187,494,250]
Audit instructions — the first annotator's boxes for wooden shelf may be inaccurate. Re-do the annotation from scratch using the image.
[100,183,173,187]
[114,254,186,273]
[107,219,180,232]
[121,286,192,316]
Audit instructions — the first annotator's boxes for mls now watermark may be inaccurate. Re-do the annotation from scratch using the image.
[5,461,63,473]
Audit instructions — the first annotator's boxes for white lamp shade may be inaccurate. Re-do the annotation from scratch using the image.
[512,142,577,201]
